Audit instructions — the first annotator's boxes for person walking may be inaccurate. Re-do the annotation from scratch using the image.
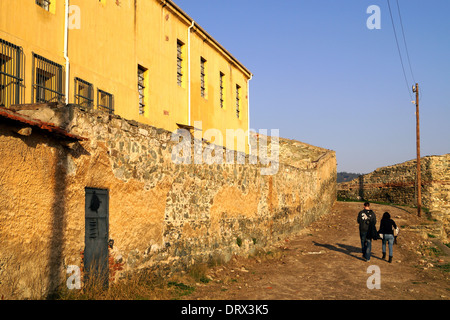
[357,202,377,262]
[378,212,398,263]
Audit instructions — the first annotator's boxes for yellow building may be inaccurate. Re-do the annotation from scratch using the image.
[0,0,252,152]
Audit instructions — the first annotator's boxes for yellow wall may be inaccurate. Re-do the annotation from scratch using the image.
[189,29,250,153]
[0,0,252,152]
[0,0,65,104]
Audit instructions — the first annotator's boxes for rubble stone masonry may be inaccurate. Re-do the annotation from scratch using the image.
[338,154,450,240]
[0,103,336,298]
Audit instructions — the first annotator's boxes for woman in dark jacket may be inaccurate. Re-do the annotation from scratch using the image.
[378,212,398,263]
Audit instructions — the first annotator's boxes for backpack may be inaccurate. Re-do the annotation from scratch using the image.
[367,213,380,240]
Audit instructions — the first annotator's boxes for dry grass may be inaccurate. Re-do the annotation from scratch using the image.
[50,263,214,300]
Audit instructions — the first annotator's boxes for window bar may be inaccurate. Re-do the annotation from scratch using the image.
[177,41,183,86]
[138,67,145,115]
[97,89,114,114]
[111,94,115,114]
[31,52,35,103]
[219,72,224,108]
[200,58,206,98]
[36,0,51,11]
[74,77,94,109]
[236,85,240,118]
[0,41,7,107]
[0,39,24,108]
[32,53,64,103]
[58,64,63,102]
[14,46,23,105]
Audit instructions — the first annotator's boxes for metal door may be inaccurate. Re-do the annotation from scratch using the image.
[84,188,109,287]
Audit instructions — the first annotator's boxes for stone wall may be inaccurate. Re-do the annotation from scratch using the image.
[0,103,336,298]
[337,154,450,240]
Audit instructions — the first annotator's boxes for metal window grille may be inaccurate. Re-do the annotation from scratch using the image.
[177,41,183,86]
[138,66,146,115]
[236,84,240,118]
[35,0,51,11]
[219,72,224,108]
[74,77,94,109]
[32,53,65,103]
[0,38,24,108]
[97,89,114,114]
[200,58,206,98]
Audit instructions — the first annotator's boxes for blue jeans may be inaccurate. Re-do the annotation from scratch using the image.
[382,234,394,257]
[360,231,372,260]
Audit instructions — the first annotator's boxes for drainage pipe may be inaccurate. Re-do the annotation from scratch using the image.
[247,74,252,153]
[187,20,195,126]
[64,0,70,104]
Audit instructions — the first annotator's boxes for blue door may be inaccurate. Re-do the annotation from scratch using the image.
[84,188,109,287]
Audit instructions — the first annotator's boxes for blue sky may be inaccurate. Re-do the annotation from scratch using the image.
[175,0,450,173]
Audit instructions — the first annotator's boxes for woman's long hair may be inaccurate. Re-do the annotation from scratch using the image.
[382,212,391,220]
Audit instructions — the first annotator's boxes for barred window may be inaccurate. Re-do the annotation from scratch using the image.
[97,89,114,114]
[177,40,183,86]
[36,0,51,11]
[32,53,64,103]
[0,39,24,108]
[236,84,241,118]
[74,77,93,109]
[138,65,147,115]
[219,72,225,108]
[200,57,206,98]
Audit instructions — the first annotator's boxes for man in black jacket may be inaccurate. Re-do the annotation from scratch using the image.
[357,202,377,262]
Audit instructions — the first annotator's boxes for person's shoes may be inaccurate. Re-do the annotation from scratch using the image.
[382,253,386,260]
[388,256,393,263]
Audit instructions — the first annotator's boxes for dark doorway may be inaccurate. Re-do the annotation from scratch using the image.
[84,188,109,287]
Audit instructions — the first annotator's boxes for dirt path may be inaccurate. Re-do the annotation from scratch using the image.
[183,201,449,300]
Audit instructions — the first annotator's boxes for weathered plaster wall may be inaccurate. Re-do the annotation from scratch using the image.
[0,104,336,298]
[337,154,450,240]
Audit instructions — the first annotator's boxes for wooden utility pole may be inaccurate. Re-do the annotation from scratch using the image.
[413,83,421,217]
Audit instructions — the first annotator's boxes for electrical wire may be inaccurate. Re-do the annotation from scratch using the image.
[396,0,416,84]
[387,0,413,101]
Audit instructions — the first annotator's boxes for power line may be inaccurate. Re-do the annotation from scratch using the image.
[395,0,416,84]
[388,0,421,217]
[387,0,413,101]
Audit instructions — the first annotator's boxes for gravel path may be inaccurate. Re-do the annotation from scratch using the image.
[184,201,449,300]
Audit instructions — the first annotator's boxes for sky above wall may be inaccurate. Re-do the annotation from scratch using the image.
[175,0,450,174]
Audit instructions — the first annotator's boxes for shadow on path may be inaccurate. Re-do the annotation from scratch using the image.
[312,241,384,262]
